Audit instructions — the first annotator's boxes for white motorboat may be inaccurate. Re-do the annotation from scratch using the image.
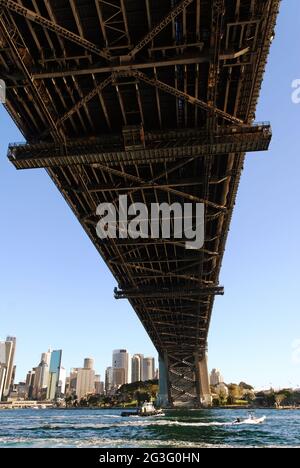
[233,415,266,425]
[121,402,164,417]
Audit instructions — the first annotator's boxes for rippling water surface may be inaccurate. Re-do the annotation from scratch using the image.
[0,408,299,448]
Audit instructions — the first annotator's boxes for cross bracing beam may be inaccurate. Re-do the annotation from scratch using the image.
[54,76,113,127]
[0,0,111,61]
[31,52,209,80]
[128,0,195,59]
[8,124,271,169]
[120,70,245,126]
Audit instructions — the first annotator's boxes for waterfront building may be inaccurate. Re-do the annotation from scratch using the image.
[58,367,66,396]
[0,366,7,401]
[95,375,104,395]
[76,358,96,400]
[105,367,114,395]
[112,349,129,384]
[142,357,155,381]
[25,370,36,400]
[0,337,16,400]
[112,367,126,387]
[69,368,78,396]
[131,354,144,383]
[210,369,224,386]
[46,350,63,401]
[32,352,50,400]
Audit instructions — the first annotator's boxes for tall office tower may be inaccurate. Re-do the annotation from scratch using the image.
[84,358,94,370]
[69,368,78,395]
[112,368,126,387]
[0,337,16,400]
[0,365,7,401]
[58,367,66,396]
[10,365,16,395]
[46,350,63,401]
[94,375,104,394]
[76,359,96,400]
[210,369,224,386]
[32,352,50,400]
[105,367,114,395]
[95,377,104,395]
[142,357,155,381]
[131,354,144,383]
[112,349,129,384]
[25,370,36,400]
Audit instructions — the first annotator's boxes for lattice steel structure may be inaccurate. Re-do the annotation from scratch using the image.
[0,0,279,407]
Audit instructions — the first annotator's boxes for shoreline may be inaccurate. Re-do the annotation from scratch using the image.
[1,405,300,411]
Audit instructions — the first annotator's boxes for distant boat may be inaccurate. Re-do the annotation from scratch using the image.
[233,414,266,425]
[121,402,164,418]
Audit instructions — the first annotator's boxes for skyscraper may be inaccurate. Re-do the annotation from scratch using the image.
[84,358,94,370]
[112,368,126,387]
[95,375,104,395]
[69,368,79,396]
[112,349,129,385]
[0,366,7,401]
[0,337,16,400]
[46,350,63,401]
[32,351,51,400]
[131,354,144,383]
[142,357,155,381]
[210,369,224,386]
[105,367,114,395]
[76,358,96,400]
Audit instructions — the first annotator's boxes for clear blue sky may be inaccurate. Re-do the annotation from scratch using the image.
[0,1,299,390]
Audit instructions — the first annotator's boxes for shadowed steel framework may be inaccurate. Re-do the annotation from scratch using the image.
[0,0,279,407]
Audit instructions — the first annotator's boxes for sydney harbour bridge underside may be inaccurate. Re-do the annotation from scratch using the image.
[0,0,279,406]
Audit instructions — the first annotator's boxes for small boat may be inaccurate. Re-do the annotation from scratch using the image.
[121,402,164,418]
[233,415,266,425]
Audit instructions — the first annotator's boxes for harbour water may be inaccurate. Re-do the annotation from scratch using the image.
[0,408,299,448]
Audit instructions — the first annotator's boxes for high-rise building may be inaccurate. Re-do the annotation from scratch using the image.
[112,367,126,387]
[0,365,7,401]
[210,369,224,386]
[112,349,129,385]
[142,357,155,381]
[25,370,36,400]
[105,367,114,395]
[76,359,96,400]
[84,358,94,370]
[46,350,63,401]
[131,354,144,383]
[69,368,79,396]
[95,375,104,395]
[0,337,16,400]
[58,367,66,396]
[32,351,51,400]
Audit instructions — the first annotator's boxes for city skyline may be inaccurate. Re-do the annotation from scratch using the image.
[1,339,159,400]
[2,336,300,394]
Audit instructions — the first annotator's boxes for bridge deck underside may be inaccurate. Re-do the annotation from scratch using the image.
[0,0,279,405]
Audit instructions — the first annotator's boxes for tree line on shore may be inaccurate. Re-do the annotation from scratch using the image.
[63,379,300,409]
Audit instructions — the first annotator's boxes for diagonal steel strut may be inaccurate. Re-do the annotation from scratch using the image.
[0,0,111,61]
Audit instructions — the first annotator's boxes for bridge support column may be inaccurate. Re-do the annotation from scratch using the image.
[157,354,171,408]
[195,353,212,407]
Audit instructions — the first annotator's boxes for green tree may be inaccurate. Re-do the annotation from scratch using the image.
[275,394,286,408]
[228,384,243,404]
